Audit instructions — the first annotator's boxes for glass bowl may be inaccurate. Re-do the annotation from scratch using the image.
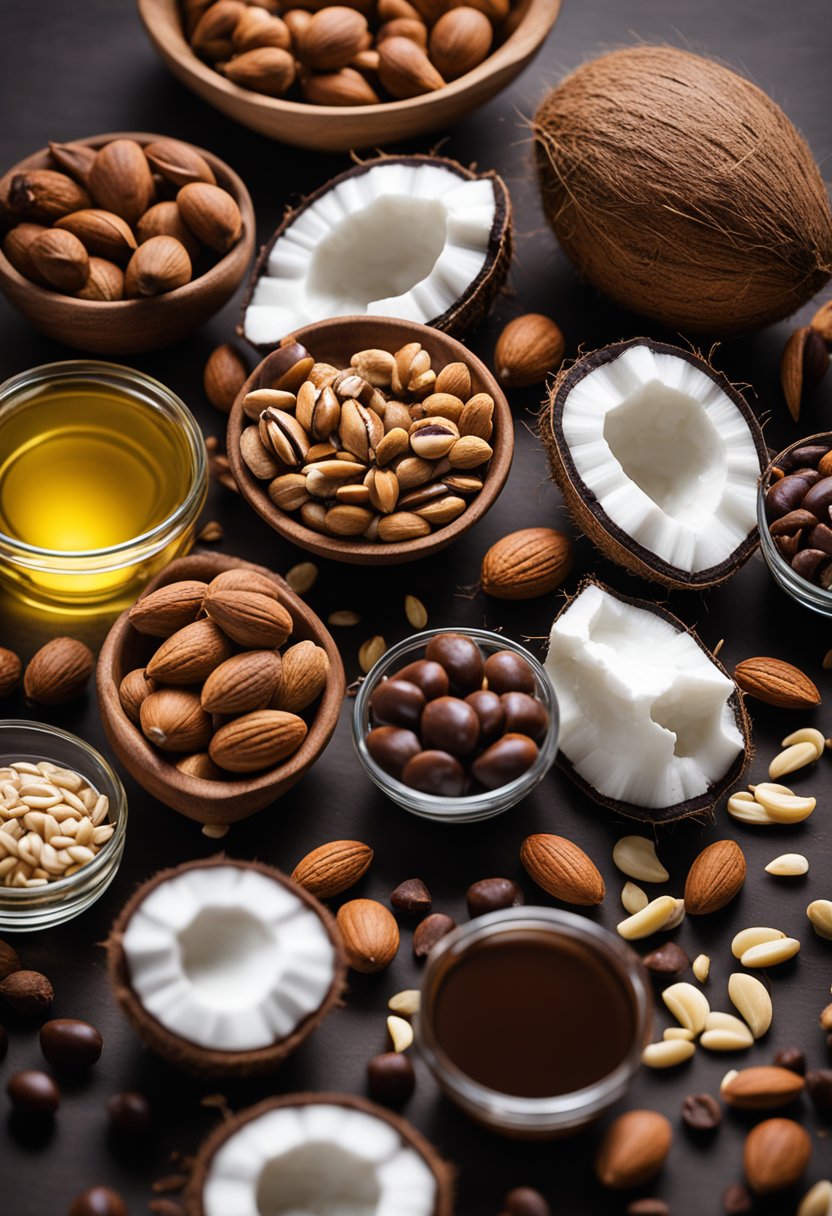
[0,721,127,932]
[757,431,832,616]
[0,360,207,610]
[352,628,559,823]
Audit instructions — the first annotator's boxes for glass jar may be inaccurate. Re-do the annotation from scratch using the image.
[758,431,832,616]
[0,721,128,931]
[416,907,652,1137]
[352,627,559,823]
[0,360,207,609]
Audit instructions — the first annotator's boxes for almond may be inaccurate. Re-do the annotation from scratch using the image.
[292,840,374,898]
[232,8,292,52]
[201,650,282,714]
[124,235,192,298]
[301,67,380,105]
[271,640,329,713]
[143,138,217,188]
[48,141,97,187]
[481,527,572,599]
[684,839,746,915]
[811,299,832,343]
[135,201,201,260]
[175,752,225,781]
[76,257,125,301]
[0,647,22,697]
[128,580,208,637]
[595,1110,672,1189]
[88,139,154,224]
[190,0,247,57]
[520,833,605,906]
[118,668,158,725]
[297,6,369,70]
[204,588,293,648]
[23,637,94,705]
[177,181,243,254]
[378,35,445,98]
[55,209,137,264]
[3,222,49,283]
[780,325,829,422]
[744,1118,811,1194]
[722,1067,805,1110]
[208,568,280,600]
[208,709,307,772]
[29,228,89,293]
[140,689,212,753]
[734,657,820,709]
[145,619,233,685]
[494,313,565,387]
[336,898,400,973]
[204,343,248,413]
[223,46,297,97]
[428,6,492,80]
[6,169,91,222]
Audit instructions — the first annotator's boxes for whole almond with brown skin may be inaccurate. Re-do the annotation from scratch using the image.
[177,182,243,254]
[24,638,94,705]
[271,640,329,713]
[118,669,157,725]
[29,228,89,293]
[337,898,400,973]
[3,223,49,283]
[233,8,292,52]
[204,343,249,413]
[292,840,374,899]
[481,527,572,599]
[377,17,427,46]
[722,1067,805,1111]
[190,0,246,56]
[76,257,124,301]
[174,752,224,781]
[6,169,91,222]
[780,325,829,422]
[301,68,380,106]
[55,209,137,264]
[428,6,492,80]
[0,970,54,1017]
[223,47,297,97]
[0,647,22,697]
[135,201,200,260]
[595,1110,672,1190]
[684,839,746,915]
[140,689,212,753]
[209,709,307,772]
[744,1118,811,1194]
[143,138,216,188]
[201,650,282,714]
[145,619,233,685]
[89,139,154,224]
[378,36,445,98]
[734,657,820,709]
[48,141,96,187]
[129,580,208,637]
[125,235,192,298]
[495,314,565,388]
[205,589,292,648]
[520,834,605,906]
[208,568,281,601]
[298,7,369,69]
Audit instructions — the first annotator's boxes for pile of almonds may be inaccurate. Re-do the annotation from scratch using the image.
[239,339,495,543]
[1,136,244,300]
[182,0,511,106]
[120,569,329,775]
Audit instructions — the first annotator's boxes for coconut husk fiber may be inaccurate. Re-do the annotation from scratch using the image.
[534,46,832,335]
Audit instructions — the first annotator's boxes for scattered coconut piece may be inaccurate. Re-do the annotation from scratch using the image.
[765,853,809,877]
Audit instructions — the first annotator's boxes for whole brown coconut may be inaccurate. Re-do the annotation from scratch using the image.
[534,47,832,334]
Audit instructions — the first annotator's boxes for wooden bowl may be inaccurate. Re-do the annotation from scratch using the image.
[226,316,514,565]
[0,132,255,354]
[137,0,562,153]
[96,552,345,825]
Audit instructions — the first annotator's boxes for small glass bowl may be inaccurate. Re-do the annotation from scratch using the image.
[0,721,127,932]
[0,360,207,610]
[416,907,652,1138]
[758,431,832,616]
[352,627,559,823]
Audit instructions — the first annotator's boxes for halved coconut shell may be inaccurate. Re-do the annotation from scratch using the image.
[540,339,768,589]
[545,578,751,824]
[240,154,512,351]
[186,1092,454,1216]
[107,856,346,1078]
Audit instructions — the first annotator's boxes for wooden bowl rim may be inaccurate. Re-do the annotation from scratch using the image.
[96,552,346,805]
[226,316,514,563]
[0,130,255,314]
[137,0,563,120]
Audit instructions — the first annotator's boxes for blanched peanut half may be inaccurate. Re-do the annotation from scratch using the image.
[751,783,816,824]
[692,954,710,983]
[387,1015,413,1052]
[781,727,826,757]
[700,1012,754,1051]
[612,835,669,882]
[728,973,772,1039]
[662,982,710,1035]
[662,898,686,931]
[388,989,420,1015]
[768,741,820,781]
[621,881,648,915]
[727,790,774,825]
[807,899,832,940]
[664,1027,695,1041]
[740,937,800,968]
[765,853,809,877]
[642,1039,695,1068]
[617,895,678,940]
[732,926,785,958]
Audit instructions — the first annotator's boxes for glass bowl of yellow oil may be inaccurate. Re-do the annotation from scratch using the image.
[0,361,207,609]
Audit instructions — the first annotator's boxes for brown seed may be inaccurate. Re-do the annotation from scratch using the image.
[7,1069,60,1117]
[733,656,821,709]
[125,235,191,297]
[76,257,124,301]
[39,1019,103,1072]
[336,898,400,973]
[0,647,22,697]
[223,46,297,97]
[494,313,565,387]
[642,942,690,975]
[88,139,154,224]
[0,938,22,981]
[55,208,137,264]
[367,1052,415,1107]
[502,1187,551,1216]
[413,911,456,958]
[780,325,830,421]
[204,343,248,412]
[722,1184,753,1214]
[106,1090,152,1134]
[378,35,445,97]
[177,181,243,253]
[291,840,373,899]
[806,1069,832,1116]
[23,637,94,705]
[135,200,201,260]
[390,878,432,915]
[143,138,216,188]
[595,1109,673,1189]
[743,1117,811,1194]
[774,1046,806,1075]
[29,228,89,292]
[429,6,492,80]
[0,969,54,1017]
[7,169,91,222]
[466,877,523,918]
[681,1092,721,1132]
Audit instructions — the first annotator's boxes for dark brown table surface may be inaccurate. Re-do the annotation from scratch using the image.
[1,2,831,1213]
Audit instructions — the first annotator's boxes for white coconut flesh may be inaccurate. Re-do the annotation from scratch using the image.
[243,162,498,345]
[545,583,744,809]
[121,866,335,1052]
[560,344,761,574]
[203,1103,437,1216]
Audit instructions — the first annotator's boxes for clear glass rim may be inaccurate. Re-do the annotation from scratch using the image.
[757,431,832,607]
[416,907,651,1125]
[351,627,559,817]
[0,360,207,563]
[0,719,127,903]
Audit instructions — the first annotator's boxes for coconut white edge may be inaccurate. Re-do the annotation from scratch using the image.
[544,583,744,809]
[203,1103,438,1216]
[243,162,497,345]
[560,343,760,574]
[120,865,335,1051]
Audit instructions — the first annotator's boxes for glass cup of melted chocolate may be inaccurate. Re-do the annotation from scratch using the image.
[352,629,559,822]
[417,908,652,1136]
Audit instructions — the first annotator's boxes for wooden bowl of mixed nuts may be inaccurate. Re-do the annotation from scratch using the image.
[226,315,514,564]
[0,132,255,353]
[136,0,562,153]
[96,552,345,825]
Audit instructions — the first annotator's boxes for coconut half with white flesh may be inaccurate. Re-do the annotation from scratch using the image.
[544,580,751,824]
[107,857,346,1077]
[187,1093,453,1216]
[540,339,767,588]
[240,156,512,351]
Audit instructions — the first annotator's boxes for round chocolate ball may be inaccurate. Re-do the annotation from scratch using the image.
[366,726,422,780]
[369,678,425,731]
[106,1090,152,1134]
[40,1019,103,1072]
[68,1186,128,1216]
[484,650,537,695]
[7,1068,60,1117]
[425,633,484,694]
[500,692,548,741]
[472,733,539,790]
[393,659,449,700]
[367,1052,416,1107]
[465,689,505,744]
[401,750,467,797]
[421,696,480,756]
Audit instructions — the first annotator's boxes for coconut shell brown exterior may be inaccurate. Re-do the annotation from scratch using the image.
[106,856,347,1078]
[534,46,832,335]
[239,154,512,350]
[549,578,752,825]
[540,338,769,590]
[185,1091,455,1216]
